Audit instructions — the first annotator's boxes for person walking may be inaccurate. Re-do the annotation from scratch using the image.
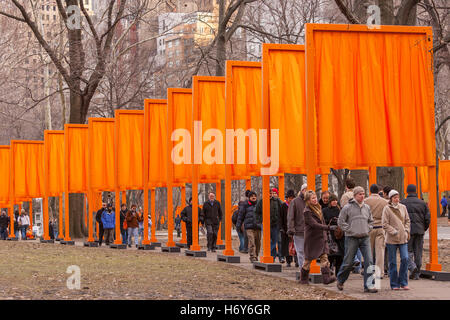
[119,204,128,245]
[18,209,30,240]
[300,191,337,285]
[48,218,55,240]
[441,195,447,217]
[383,190,411,290]
[322,194,345,276]
[235,190,251,253]
[401,184,430,280]
[280,189,296,266]
[101,204,115,246]
[0,210,9,240]
[200,192,223,252]
[138,209,145,244]
[255,188,283,260]
[365,184,388,279]
[96,203,107,246]
[180,197,203,249]
[336,186,377,293]
[287,183,308,271]
[13,211,20,239]
[126,204,142,248]
[236,191,260,262]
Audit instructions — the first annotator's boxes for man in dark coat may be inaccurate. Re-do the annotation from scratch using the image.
[255,188,283,260]
[401,184,430,280]
[95,203,107,246]
[119,204,128,245]
[181,197,203,249]
[201,192,223,252]
[280,189,296,266]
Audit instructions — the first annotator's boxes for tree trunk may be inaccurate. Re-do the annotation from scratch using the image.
[349,169,369,191]
[377,167,404,198]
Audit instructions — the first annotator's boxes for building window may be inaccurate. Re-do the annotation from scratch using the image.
[168,41,172,48]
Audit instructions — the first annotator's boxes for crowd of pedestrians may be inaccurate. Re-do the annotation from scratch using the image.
[231,178,432,293]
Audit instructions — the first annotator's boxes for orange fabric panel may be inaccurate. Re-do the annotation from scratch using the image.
[89,120,115,191]
[147,103,168,187]
[116,112,144,189]
[66,127,88,193]
[266,46,307,174]
[229,64,262,178]
[12,142,44,199]
[418,166,429,193]
[0,147,10,203]
[196,79,226,180]
[309,25,435,168]
[45,133,64,196]
[172,91,192,184]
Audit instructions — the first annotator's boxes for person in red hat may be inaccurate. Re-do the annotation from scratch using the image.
[255,187,284,261]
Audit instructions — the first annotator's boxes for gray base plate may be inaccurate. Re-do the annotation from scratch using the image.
[161,246,181,253]
[217,254,240,263]
[253,261,282,272]
[151,242,162,247]
[109,244,127,249]
[137,244,155,250]
[176,242,188,248]
[83,242,99,247]
[40,239,55,244]
[295,271,323,283]
[55,238,63,241]
[60,240,75,245]
[185,250,207,257]
[420,270,450,281]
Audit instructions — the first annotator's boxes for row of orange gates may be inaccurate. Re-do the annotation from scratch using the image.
[1,23,449,272]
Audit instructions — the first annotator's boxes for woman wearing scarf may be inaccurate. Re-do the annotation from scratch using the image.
[382,189,411,290]
[300,190,337,285]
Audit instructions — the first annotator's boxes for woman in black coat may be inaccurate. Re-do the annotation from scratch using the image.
[279,189,296,266]
[322,194,345,275]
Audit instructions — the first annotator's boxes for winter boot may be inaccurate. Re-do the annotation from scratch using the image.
[321,266,337,285]
[300,268,309,285]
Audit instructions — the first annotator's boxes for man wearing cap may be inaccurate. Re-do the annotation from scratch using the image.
[255,187,283,260]
[101,204,116,246]
[401,184,430,280]
[287,183,308,271]
[336,186,377,293]
[201,192,222,252]
[365,184,388,279]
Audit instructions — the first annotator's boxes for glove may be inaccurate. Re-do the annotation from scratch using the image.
[329,225,337,231]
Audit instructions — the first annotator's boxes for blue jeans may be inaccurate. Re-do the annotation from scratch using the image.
[139,227,144,244]
[121,229,127,245]
[353,248,362,272]
[337,236,374,289]
[270,226,279,259]
[237,228,246,251]
[386,243,409,289]
[21,225,29,239]
[127,227,138,245]
[0,227,8,240]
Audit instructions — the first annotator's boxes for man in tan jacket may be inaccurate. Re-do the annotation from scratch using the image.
[365,184,388,279]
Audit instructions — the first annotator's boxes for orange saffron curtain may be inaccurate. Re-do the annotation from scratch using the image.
[115,111,144,190]
[0,146,10,204]
[89,119,115,191]
[66,126,89,193]
[264,44,307,174]
[147,102,168,187]
[308,25,435,168]
[12,142,45,199]
[195,77,226,181]
[227,62,262,178]
[171,90,193,184]
[45,132,64,196]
